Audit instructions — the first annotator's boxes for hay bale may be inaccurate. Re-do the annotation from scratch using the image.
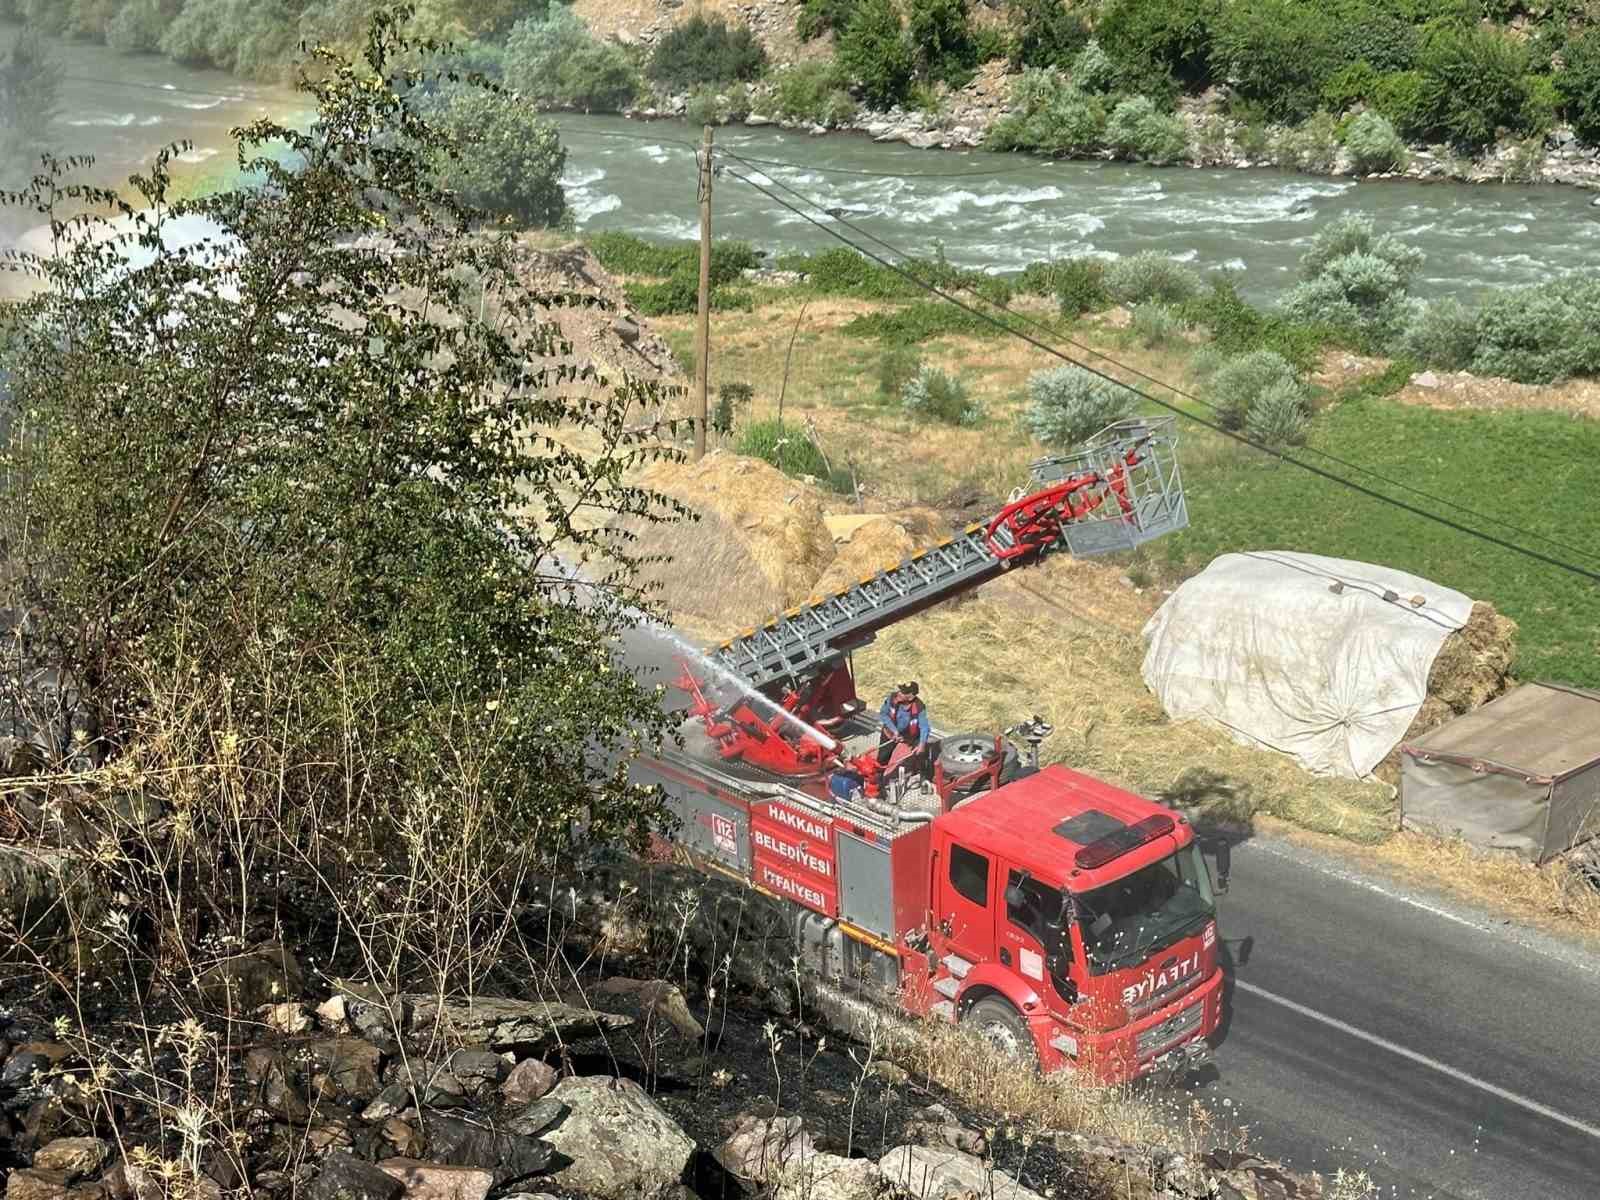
[637,451,836,608]
[813,516,918,599]
[1427,601,1518,714]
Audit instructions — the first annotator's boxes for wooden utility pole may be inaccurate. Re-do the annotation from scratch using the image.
[693,125,714,461]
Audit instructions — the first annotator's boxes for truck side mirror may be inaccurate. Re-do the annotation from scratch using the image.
[1213,840,1231,893]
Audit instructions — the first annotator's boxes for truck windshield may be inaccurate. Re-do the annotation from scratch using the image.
[1074,844,1214,976]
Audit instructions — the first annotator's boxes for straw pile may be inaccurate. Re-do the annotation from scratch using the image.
[610,505,787,635]
[636,451,836,609]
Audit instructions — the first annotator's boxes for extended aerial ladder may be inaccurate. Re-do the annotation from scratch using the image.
[674,418,1188,781]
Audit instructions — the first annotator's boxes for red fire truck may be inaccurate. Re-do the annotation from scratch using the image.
[632,420,1227,1083]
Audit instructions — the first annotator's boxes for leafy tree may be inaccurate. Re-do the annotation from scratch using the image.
[1558,31,1600,144]
[431,85,569,227]
[0,2,681,953]
[1096,0,1219,97]
[647,13,767,91]
[503,5,641,109]
[908,0,977,88]
[1211,0,1340,122]
[838,0,913,110]
[796,0,853,40]
[1007,0,1090,70]
[986,68,1106,155]
[0,29,60,186]
[1103,95,1189,163]
[1413,22,1534,149]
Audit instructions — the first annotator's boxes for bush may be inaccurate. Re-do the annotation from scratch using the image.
[1470,278,1600,384]
[712,381,754,436]
[796,0,852,40]
[648,13,767,90]
[1095,0,1218,96]
[1132,303,1186,347]
[877,346,922,398]
[1069,38,1116,93]
[909,0,977,88]
[1285,214,1424,344]
[1104,95,1189,164]
[1558,31,1600,145]
[777,247,921,299]
[1210,0,1339,122]
[1413,23,1534,150]
[624,276,754,316]
[1343,111,1407,174]
[986,70,1106,156]
[1211,350,1299,431]
[1008,0,1090,69]
[737,419,832,479]
[684,82,756,126]
[1105,250,1201,306]
[588,232,762,284]
[1320,61,1380,114]
[901,365,983,426]
[1271,110,1341,173]
[1050,259,1112,314]
[771,61,857,126]
[504,8,642,111]
[1023,366,1136,449]
[842,301,999,344]
[1398,298,1479,371]
[1181,276,1330,369]
[838,0,914,110]
[429,89,569,228]
[1244,375,1311,448]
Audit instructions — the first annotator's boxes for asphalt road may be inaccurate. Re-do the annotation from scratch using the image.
[616,624,1600,1197]
[1198,835,1600,1200]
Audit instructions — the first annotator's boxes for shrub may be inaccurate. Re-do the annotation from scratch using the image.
[684,82,756,126]
[504,8,642,111]
[648,13,767,91]
[1521,73,1561,137]
[1181,276,1330,369]
[106,0,168,53]
[1320,61,1380,115]
[737,418,832,479]
[987,70,1107,156]
[588,232,761,284]
[1132,303,1186,347]
[1470,278,1600,384]
[777,247,922,299]
[796,0,853,40]
[1329,3,1418,75]
[1069,38,1116,93]
[1024,366,1136,449]
[1051,259,1112,315]
[1397,298,1478,371]
[1245,375,1311,448]
[909,0,977,88]
[1271,111,1341,173]
[1285,214,1423,344]
[901,365,982,427]
[842,301,998,344]
[1187,343,1227,381]
[1558,31,1600,145]
[1210,0,1339,123]
[712,381,754,436]
[1095,0,1218,95]
[1008,0,1090,69]
[838,0,914,110]
[1104,95,1189,164]
[1104,250,1201,306]
[771,61,857,126]
[1211,350,1298,431]
[877,346,922,398]
[1413,23,1534,150]
[431,88,568,228]
[1343,111,1407,174]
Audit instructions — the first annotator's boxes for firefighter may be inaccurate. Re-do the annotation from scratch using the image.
[877,681,930,768]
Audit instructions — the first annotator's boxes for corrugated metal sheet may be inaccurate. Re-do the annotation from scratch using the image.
[1403,683,1600,783]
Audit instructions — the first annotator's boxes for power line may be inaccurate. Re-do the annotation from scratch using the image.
[720,146,1600,571]
[719,158,1600,587]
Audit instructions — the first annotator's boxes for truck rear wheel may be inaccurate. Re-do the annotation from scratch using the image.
[963,997,1039,1070]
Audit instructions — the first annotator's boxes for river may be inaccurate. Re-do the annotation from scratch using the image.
[14,31,1600,305]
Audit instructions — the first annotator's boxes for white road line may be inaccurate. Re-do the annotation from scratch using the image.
[1247,840,1600,978]
[1233,979,1600,1143]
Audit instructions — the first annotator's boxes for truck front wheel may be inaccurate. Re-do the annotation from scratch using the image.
[963,997,1039,1070]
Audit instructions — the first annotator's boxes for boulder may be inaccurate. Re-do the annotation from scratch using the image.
[259,1003,313,1035]
[504,1098,567,1139]
[381,1118,425,1159]
[0,846,106,962]
[878,1146,1044,1200]
[444,1050,507,1086]
[33,1139,110,1180]
[717,1115,896,1200]
[361,1084,413,1122]
[404,997,631,1056]
[305,1152,404,1200]
[539,1077,695,1200]
[244,1049,310,1125]
[307,1038,384,1103]
[197,943,305,1013]
[6,1170,71,1200]
[500,1058,557,1106]
[420,1112,554,1188]
[376,1160,493,1200]
[594,979,704,1040]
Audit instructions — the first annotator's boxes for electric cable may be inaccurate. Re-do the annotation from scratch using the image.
[719,159,1600,586]
[720,145,1600,570]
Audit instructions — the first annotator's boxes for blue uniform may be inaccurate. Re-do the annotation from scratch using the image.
[880,695,930,744]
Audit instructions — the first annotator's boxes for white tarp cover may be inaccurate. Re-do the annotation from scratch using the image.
[1140,551,1475,779]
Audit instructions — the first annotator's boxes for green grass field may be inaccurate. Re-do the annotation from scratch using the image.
[1163,398,1600,688]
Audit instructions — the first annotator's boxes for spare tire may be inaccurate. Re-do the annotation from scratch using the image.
[938,733,995,778]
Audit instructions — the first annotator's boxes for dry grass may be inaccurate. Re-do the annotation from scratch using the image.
[611,504,787,631]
